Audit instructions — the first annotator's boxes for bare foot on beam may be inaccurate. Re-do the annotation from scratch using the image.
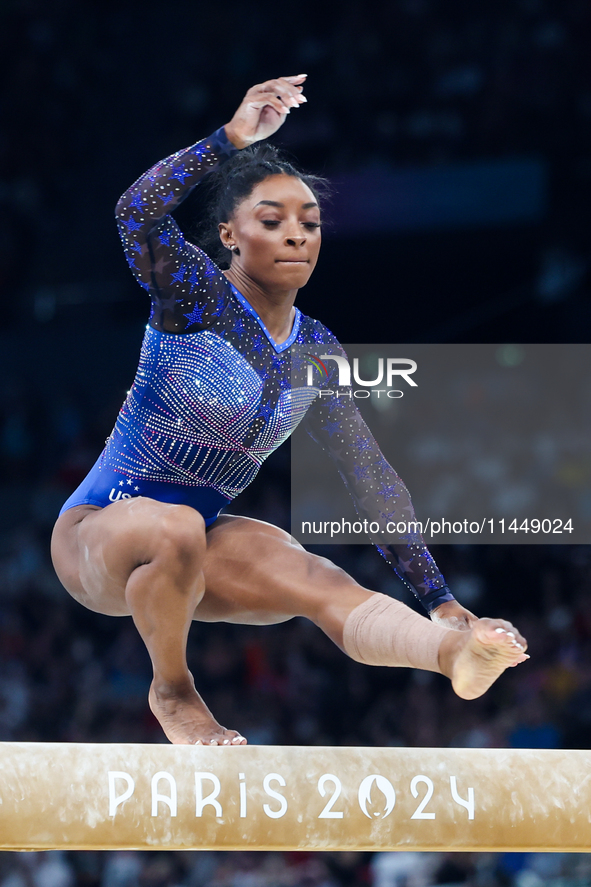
[149,682,247,746]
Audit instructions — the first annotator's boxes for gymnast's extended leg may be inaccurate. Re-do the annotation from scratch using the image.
[201,515,527,701]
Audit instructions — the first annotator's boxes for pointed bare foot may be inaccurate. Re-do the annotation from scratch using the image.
[149,683,247,746]
[447,618,528,700]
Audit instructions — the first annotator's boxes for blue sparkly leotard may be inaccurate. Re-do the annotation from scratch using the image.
[59,127,454,613]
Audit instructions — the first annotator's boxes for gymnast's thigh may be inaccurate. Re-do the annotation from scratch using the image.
[51,498,206,617]
[199,513,373,629]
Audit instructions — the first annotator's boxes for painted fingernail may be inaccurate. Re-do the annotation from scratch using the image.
[223,740,230,745]
[495,627,506,634]
[209,739,217,745]
[507,631,515,638]
[195,740,203,745]
[298,95,308,102]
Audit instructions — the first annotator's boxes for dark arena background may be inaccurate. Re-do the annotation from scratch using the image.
[1,1,591,884]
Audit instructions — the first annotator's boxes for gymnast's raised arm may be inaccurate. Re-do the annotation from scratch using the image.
[114,78,307,334]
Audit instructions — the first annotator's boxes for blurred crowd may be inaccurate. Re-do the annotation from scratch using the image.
[1,0,590,333]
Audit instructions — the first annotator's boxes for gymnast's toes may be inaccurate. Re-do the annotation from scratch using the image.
[194,730,247,746]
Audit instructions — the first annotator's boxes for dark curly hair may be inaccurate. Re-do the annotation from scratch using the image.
[195,141,331,267]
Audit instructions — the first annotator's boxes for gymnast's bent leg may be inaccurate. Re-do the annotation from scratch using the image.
[51,498,246,746]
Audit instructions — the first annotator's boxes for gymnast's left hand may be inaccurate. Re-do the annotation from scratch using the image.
[430,599,477,631]
[224,75,308,148]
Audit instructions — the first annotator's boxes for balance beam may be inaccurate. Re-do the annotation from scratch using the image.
[0,743,588,852]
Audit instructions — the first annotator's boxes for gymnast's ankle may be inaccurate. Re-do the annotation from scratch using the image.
[150,675,196,700]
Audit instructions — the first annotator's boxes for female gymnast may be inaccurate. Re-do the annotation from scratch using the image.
[51,75,527,746]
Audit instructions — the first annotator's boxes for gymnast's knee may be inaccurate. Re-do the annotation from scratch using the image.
[147,505,206,571]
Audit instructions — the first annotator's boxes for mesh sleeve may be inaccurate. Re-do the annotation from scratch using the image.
[302,336,454,613]
[115,127,237,332]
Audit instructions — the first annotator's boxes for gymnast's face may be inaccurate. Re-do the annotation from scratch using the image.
[219,174,321,293]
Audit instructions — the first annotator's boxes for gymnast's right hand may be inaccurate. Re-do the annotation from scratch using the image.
[224,75,308,148]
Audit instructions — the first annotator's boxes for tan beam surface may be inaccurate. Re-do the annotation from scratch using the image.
[0,743,589,851]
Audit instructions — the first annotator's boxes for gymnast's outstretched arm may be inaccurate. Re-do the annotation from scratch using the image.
[302,339,476,630]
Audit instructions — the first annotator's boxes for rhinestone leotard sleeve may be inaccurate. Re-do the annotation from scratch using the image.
[302,333,454,613]
[115,126,237,333]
